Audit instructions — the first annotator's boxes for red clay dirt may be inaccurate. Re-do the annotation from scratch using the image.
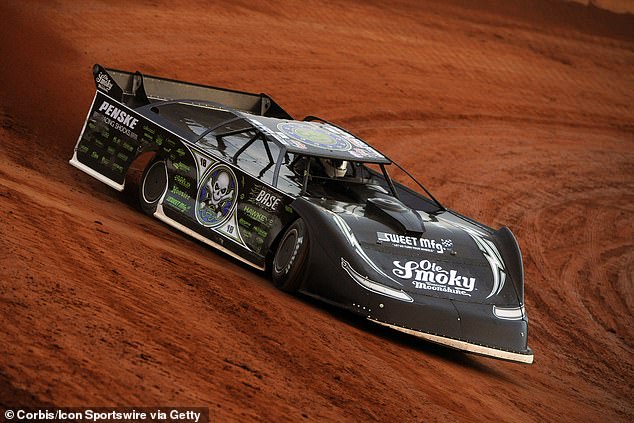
[0,0,632,421]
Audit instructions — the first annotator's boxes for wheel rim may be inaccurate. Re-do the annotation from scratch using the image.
[142,161,167,204]
[274,228,298,273]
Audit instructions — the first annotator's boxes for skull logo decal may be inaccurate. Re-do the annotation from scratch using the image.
[197,164,238,227]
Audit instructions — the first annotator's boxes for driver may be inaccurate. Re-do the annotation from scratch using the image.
[291,156,349,179]
[319,158,348,178]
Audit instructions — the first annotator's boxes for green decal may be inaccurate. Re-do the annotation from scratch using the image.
[165,195,190,212]
[174,175,191,189]
[243,205,268,224]
[173,162,191,172]
[170,185,191,200]
[238,218,252,229]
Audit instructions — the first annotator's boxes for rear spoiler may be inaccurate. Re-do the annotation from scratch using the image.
[91,64,292,119]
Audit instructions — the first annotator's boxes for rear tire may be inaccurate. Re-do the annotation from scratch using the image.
[272,219,310,292]
[139,160,167,215]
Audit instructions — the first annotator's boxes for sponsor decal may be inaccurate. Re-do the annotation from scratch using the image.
[196,164,238,227]
[94,112,138,141]
[165,195,190,213]
[247,186,281,213]
[277,122,352,151]
[377,232,453,254]
[174,175,191,189]
[273,130,308,150]
[242,205,271,226]
[96,72,114,92]
[97,101,139,130]
[169,184,191,201]
[392,259,476,297]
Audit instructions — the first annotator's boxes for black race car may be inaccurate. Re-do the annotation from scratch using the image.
[70,65,533,364]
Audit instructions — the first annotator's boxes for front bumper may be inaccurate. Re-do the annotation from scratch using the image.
[350,291,533,364]
[369,318,533,364]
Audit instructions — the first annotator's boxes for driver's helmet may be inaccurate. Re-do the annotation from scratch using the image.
[320,158,348,178]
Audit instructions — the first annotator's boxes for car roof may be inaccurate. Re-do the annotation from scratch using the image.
[240,113,391,164]
[139,99,391,164]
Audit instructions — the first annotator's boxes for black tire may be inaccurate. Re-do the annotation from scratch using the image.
[139,160,167,215]
[272,219,310,292]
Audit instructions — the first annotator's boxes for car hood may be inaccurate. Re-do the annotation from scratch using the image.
[311,197,523,306]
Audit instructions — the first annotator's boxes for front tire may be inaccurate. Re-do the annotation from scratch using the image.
[139,160,167,215]
[272,219,310,292]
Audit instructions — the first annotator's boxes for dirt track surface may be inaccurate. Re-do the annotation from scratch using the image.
[1,1,632,421]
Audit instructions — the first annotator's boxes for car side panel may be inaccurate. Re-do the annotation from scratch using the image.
[70,90,179,189]
[71,90,296,268]
[160,147,297,267]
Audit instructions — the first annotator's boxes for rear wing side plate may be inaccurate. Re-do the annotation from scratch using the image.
[91,64,292,119]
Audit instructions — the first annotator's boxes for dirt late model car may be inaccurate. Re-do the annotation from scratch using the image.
[70,65,533,364]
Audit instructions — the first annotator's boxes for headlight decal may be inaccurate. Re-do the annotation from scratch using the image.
[493,305,525,320]
[341,258,414,302]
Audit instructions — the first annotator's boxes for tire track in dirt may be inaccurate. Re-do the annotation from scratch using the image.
[0,0,632,421]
